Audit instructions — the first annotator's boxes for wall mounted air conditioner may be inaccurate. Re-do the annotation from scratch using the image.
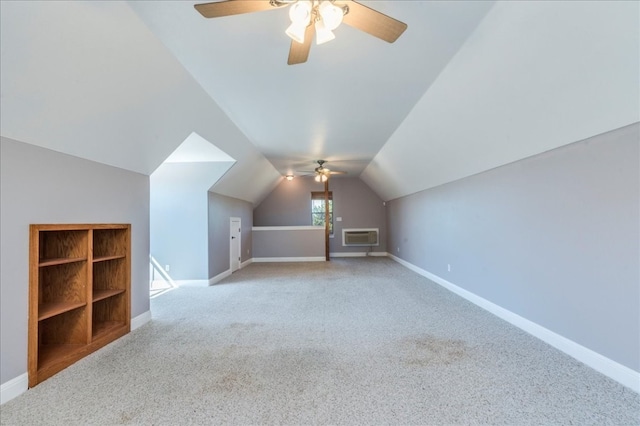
[342,228,379,246]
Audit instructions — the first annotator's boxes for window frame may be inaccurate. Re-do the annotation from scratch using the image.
[311,191,333,235]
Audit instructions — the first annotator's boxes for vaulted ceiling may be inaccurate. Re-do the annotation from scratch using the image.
[1,1,637,204]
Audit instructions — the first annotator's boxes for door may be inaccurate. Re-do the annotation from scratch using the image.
[230,218,241,272]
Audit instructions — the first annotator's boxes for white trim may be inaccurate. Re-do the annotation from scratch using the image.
[330,252,388,258]
[252,257,326,262]
[0,373,28,405]
[241,258,253,269]
[368,252,388,257]
[209,268,232,285]
[252,226,324,231]
[131,310,152,331]
[388,254,640,393]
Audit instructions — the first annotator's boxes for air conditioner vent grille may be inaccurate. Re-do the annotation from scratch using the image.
[342,228,379,246]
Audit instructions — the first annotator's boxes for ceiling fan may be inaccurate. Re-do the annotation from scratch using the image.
[294,159,347,182]
[194,0,407,65]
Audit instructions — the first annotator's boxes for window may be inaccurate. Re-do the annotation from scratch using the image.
[311,191,333,235]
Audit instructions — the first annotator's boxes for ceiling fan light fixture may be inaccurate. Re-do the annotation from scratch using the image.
[318,1,344,30]
[286,22,308,43]
[285,174,294,181]
[288,0,312,25]
[315,19,335,45]
[314,173,328,183]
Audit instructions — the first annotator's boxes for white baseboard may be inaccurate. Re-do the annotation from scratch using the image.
[252,257,326,262]
[0,373,28,405]
[131,310,152,331]
[209,269,232,285]
[241,258,253,269]
[368,252,388,257]
[388,254,640,393]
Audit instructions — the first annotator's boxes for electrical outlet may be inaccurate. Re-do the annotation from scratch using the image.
[397,247,400,253]
[447,264,451,272]
[165,265,170,272]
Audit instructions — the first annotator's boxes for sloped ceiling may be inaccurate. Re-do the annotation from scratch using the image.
[165,132,235,164]
[127,0,495,177]
[361,1,640,200]
[0,0,281,204]
[1,1,638,204]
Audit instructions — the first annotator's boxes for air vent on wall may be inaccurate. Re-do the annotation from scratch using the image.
[342,228,379,246]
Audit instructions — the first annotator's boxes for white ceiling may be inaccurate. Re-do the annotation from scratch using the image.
[164,132,236,164]
[128,0,495,178]
[1,1,638,203]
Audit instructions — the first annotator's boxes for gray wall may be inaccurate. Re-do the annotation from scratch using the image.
[0,137,150,384]
[254,177,387,254]
[386,123,639,371]
[150,162,232,281]
[208,192,254,278]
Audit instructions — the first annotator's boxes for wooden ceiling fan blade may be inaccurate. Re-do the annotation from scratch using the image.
[288,23,315,65]
[194,0,284,18]
[329,171,347,175]
[341,1,407,43]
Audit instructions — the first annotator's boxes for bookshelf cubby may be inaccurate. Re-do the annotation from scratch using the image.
[29,224,131,387]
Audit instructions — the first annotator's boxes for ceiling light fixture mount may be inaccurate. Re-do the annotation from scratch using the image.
[313,159,344,182]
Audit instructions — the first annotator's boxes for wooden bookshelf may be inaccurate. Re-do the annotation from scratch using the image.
[29,224,131,387]
[39,257,86,267]
[38,301,87,321]
[92,289,125,303]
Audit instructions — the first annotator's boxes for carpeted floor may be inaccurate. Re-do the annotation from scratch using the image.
[1,258,639,425]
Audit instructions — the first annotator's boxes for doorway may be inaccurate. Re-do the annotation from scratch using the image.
[230,217,241,272]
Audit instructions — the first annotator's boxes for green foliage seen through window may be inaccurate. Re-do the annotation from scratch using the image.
[311,193,333,235]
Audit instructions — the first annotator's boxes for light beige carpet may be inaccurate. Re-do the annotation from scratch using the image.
[1,258,638,425]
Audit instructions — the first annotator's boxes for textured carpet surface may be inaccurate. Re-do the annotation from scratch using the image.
[1,258,638,425]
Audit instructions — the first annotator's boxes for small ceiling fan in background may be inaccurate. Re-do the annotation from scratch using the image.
[294,159,347,182]
[194,0,407,65]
